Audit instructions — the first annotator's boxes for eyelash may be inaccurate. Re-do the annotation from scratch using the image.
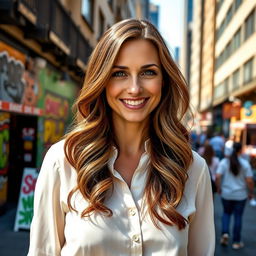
[111,70,157,78]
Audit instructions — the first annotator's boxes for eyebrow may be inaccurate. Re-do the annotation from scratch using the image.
[113,64,160,69]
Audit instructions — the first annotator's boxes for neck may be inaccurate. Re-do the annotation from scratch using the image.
[112,119,149,157]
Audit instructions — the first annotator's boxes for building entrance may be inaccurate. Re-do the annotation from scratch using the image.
[7,114,37,204]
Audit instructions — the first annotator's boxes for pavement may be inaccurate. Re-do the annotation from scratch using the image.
[0,195,255,256]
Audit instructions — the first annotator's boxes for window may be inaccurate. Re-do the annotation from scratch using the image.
[243,58,253,84]
[244,11,255,40]
[226,7,232,25]
[217,0,224,13]
[232,69,240,90]
[214,80,227,99]
[226,42,231,59]
[81,0,94,26]
[234,0,242,12]
[232,28,241,52]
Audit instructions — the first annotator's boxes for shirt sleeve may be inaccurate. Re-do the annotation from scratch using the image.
[27,146,65,256]
[188,162,215,256]
[243,160,253,177]
[216,159,226,175]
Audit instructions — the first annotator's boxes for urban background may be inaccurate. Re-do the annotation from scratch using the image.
[0,0,255,255]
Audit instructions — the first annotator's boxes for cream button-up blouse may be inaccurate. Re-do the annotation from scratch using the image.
[28,140,215,256]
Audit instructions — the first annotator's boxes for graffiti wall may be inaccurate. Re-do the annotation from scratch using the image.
[0,41,43,115]
[36,67,79,166]
[0,112,10,207]
[0,40,79,168]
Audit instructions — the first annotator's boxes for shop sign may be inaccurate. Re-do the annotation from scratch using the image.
[0,100,43,116]
[199,111,212,126]
[241,102,256,123]
[222,102,241,119]
[14,168,38,231]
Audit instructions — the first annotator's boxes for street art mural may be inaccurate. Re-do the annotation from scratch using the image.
[0,41,78,168]
[44,92,69,147]
[36,66,79,166]
[0,112,10,207]
[0,41,41,109]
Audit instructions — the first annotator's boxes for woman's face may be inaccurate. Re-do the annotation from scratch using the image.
[106,39,163,125]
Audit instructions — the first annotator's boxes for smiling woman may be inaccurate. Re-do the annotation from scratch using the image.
[106,39,162,125]
[28,19,215,256]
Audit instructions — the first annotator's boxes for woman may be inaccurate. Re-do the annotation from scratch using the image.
[202,144,219,194]
[216,142,254,249]
[28,19,215,255]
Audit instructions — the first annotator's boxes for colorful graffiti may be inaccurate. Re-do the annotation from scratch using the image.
[43,92,69,148]
[0,41,40,107]
[0,51,25,103]
[0,112,10,207]
[14,168,38,231]
[0,112,10,175]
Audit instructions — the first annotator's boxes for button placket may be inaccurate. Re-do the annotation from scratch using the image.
[121,184,142,255]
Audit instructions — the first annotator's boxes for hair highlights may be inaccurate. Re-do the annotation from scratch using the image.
[64,19,193,229]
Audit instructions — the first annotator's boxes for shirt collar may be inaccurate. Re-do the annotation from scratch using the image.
[108,139,150,178]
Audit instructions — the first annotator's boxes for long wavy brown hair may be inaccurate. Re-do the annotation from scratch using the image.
[64,19,193,230]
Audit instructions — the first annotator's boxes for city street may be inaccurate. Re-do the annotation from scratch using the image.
[0,194,255,255]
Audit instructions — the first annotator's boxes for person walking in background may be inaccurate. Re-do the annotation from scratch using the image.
[216,142,255,250]
[209,132,225,160]
[202,144,219,194]
[27,19,215,255]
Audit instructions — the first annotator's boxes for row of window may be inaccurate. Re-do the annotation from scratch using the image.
[214,57,254,100]
[215,9,255,70]
[216,0,243,40]
[81,0,115,27]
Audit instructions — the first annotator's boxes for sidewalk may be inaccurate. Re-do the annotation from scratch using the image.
[0,195,255,255]
[0,205,29,256]
[214,194,256,255]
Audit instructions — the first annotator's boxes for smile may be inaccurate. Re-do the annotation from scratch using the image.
[120,98,149,109]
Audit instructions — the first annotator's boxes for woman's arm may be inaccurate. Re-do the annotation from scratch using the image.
[215,173,222,194]
[245,177,255,199]
[188,162,215,256]
[27,146,65,256]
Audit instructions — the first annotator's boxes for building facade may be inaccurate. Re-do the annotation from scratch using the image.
[0,0,149,217]
[185,0,255,139]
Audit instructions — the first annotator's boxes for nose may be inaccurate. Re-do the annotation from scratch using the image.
[127,76,142,94]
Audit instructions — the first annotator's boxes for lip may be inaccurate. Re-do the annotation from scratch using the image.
[120,97,149,109]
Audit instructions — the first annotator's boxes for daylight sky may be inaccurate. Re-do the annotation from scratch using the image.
[150,0,184,52]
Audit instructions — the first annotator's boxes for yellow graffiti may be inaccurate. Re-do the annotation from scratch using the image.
[0,112,10,122]
[0,129,9,170]
[44,119,64,144]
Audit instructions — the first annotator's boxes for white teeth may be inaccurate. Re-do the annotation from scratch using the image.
[123,99,145,106]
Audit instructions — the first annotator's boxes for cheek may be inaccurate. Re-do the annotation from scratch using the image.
[106,83,119,104]
[146,79,163,97]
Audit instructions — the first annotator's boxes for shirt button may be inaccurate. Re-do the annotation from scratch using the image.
[132,234,140,243]
[129,208,136,216]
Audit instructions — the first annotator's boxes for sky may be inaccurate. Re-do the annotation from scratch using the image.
[150,0,184,52]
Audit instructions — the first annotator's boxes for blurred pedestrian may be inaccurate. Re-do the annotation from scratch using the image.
[209,132,225,160]
[27,19,215,255]
[216,142,255,250]
[202,144,219,194]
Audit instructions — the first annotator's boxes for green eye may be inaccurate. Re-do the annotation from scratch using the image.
[112,71,126,77]
[141,70,156,76]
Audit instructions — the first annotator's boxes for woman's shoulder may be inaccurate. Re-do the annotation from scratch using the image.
[46,139,66,158]
[191,150,206,168]
[189,150,208,176]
